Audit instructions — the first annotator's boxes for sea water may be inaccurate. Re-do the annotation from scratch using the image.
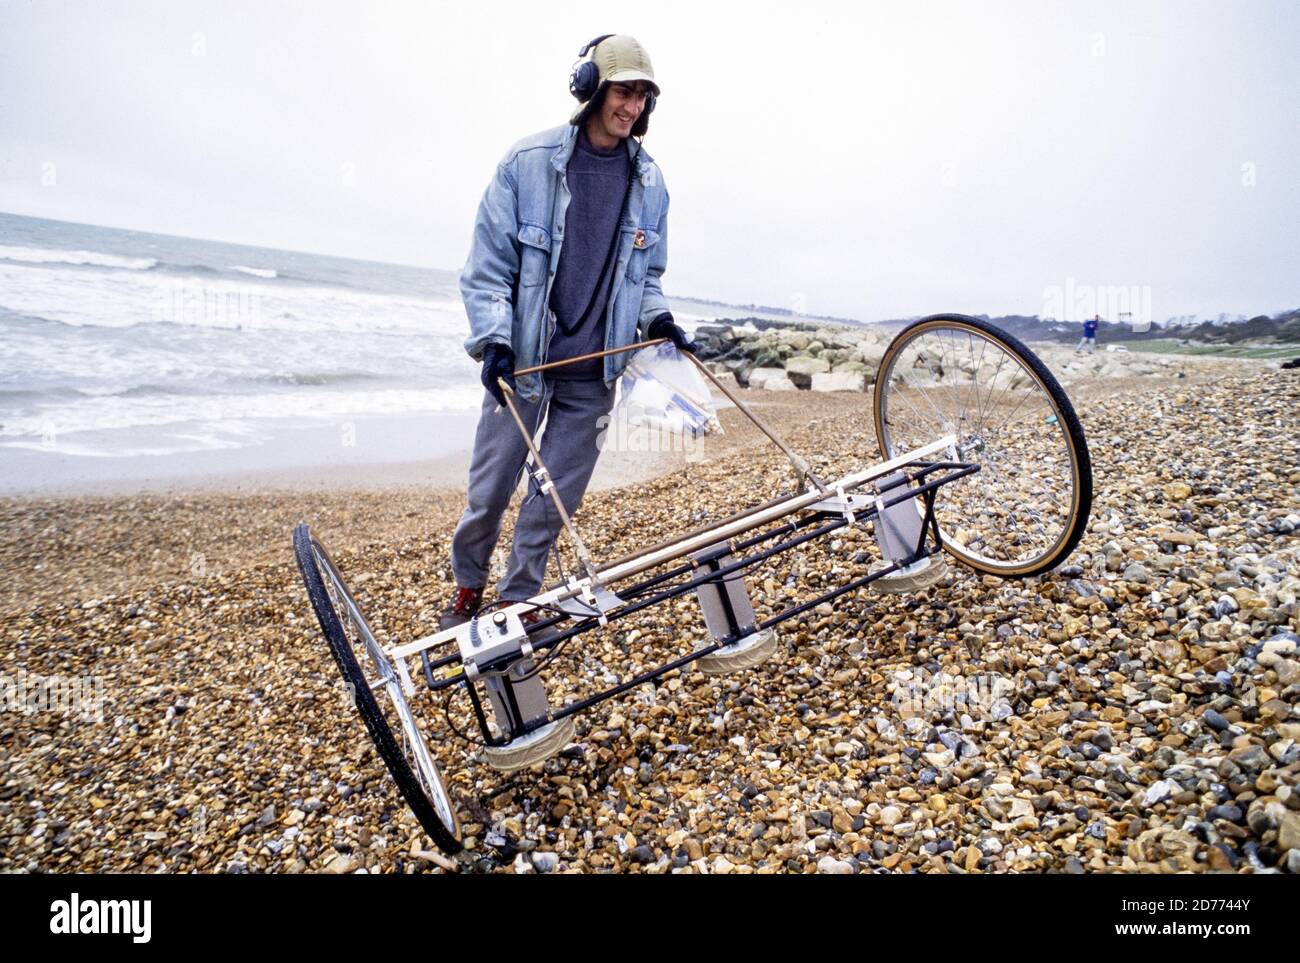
[0,212,483,458]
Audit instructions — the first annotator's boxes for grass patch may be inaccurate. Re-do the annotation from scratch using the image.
[1120,340,1298,359]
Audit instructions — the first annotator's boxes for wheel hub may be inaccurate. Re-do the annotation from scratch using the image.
[957,434,987,458]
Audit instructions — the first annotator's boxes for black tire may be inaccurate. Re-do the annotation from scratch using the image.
[293,523,463,855]
[872,314,1092,578]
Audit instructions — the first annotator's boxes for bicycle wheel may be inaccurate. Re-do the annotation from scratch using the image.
[872,314,1092,577]
[293,523,463,855]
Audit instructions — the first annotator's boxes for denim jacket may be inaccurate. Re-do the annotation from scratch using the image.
[460,124,670,402]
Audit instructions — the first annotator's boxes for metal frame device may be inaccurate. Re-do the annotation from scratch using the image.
[292,316,1093,857]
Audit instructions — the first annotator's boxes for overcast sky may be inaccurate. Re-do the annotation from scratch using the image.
[1,0,1296,321]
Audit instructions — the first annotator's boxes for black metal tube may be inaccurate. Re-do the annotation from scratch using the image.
[501,668,525,738]
[425,463,976,689]
[461,674,500,747]
[714,560,744,634]
[737,513,813,546]
[914,488,940,558]
[470,464,978,728]
[877,464,980,511]
[511,545,942,727]
[415,466,974,667]
[421,515,837,693]
[536,511,826,620]
[502,515,850,671]
[537,641,724,725]
[421,649,438,688]
[425,651,458,673]
[755,554,922,632]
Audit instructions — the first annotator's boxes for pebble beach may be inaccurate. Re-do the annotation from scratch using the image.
[2,355,1297,874]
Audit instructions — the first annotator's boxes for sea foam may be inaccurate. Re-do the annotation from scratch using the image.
[0,245,157,270]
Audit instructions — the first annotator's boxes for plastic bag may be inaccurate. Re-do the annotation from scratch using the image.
[611,341,723,439]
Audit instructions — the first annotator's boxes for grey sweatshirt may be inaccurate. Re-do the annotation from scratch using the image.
[545,128,630,380]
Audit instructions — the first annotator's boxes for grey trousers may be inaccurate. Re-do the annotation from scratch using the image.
[450,377,615,601]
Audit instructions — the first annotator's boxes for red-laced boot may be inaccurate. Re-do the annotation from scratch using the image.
[439,586,484,631]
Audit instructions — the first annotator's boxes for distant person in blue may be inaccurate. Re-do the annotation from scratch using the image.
[440,35,694,631]
[1075,314,1100,354]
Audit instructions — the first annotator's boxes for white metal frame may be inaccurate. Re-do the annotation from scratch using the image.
[389,433,957,668]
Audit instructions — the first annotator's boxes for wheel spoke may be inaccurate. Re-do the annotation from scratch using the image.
[308,540,461,844]
[963,331,985,428]
[884,380,949,450]
[975,351,1009,438]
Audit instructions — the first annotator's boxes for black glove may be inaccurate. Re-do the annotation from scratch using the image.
[480,342,517,406]
[647,313,697,354]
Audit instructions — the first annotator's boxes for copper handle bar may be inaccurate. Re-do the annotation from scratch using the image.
[681,349,829,494]
[513,338,671,377]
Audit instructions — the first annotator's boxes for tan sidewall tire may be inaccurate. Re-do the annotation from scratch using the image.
[483,716,576,773]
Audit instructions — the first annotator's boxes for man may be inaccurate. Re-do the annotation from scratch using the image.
[441,34,695,631]
[1075,314,1100,354]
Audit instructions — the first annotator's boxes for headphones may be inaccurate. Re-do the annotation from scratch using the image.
[568,34,656,115]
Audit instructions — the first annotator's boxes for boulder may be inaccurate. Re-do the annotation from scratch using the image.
[747,367,790,390]
[709,370,740,391]
[721,357,753,385]
[857,337,888,358]
[831,360,868,374]
[700,342,743,363]
[784,355,832,388]
[695,323,735,342]
[812,371,866,392]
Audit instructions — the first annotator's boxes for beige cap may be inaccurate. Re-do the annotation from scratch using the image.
[569,35,658,124]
